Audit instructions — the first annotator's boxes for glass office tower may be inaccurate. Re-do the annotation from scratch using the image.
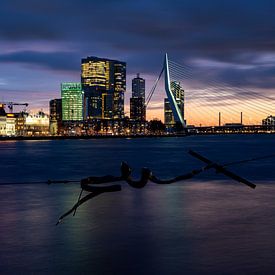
[164,81,184,125]
[61,83,84,121]
[81,56,126,120]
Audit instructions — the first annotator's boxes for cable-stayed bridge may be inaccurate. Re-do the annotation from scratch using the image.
[146,54,275,128]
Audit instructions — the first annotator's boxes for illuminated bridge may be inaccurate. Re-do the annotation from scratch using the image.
[146,54,275,129]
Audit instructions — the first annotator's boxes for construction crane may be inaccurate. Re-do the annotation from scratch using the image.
[0,102,29,113]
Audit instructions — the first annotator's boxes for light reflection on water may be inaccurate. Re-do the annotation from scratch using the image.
[1,135,275,274]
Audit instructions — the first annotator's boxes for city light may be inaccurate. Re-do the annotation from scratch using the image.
[0,54,274,138]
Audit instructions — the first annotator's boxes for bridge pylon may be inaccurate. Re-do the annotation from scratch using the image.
[164,53,186,128]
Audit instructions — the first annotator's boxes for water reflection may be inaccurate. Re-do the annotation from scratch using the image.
[1,136,275,274]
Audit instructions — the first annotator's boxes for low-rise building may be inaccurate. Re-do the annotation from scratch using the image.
[6,113,16,136]
[49,98,62,135]
[262,115,275,126]
[24,111,49,136]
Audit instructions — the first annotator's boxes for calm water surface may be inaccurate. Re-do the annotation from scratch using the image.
[1,135,275,274]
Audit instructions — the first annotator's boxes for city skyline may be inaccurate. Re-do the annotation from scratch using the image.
[1,2,275,274]
[0,1,275,124]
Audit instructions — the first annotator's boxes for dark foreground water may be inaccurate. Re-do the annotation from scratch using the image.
[1,135,275,274]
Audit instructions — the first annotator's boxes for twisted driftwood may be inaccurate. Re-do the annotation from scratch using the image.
[56,162,205,225]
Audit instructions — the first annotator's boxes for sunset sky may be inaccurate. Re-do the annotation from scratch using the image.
[0,0,275,125]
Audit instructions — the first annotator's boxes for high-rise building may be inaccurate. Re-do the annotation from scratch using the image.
[164,81,184,125]
[81,56,126,120]
[130,98,146,121]
[171,81,184,118]
[49,98,62,135]
[164,98,174,125]
[130,73,146,121]
[132,73,145,98]
[61,83,84,121]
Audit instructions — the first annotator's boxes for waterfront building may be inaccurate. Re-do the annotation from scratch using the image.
[61,121,85,136]
[102,93,113,119]
[61,83,84,121]
[262,115,275,126]
[0,107,25,136]
[5,113,16,136]
[0,104,6,136]
[164,81,184,125]
[130,97,146,121]
[81,56,126,120]
[24,111,49,136]
[164,98,174,125]
[49,98,62,135]
[15,112,26,136]
[130,74,146,121]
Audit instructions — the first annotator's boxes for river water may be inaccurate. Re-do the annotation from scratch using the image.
[1,135,275,274]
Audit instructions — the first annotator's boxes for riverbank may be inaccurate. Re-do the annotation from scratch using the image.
[1,132,275,141]
[0,133,188,141]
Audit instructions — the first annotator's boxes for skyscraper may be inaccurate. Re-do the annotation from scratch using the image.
[130,73,146,121]
[81,56,126,120]
[130,98,146,121]
[164,98,174,125]
[132,73,145,98]
[61,83,84,121]
[164,81,184,125]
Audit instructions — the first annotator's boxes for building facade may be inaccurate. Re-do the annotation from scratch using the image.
[49,98,62,135]
[61,83,84,121]
[262,115,275,126]
[5,114,16,136]
[164,98,174,125]
[130,73,146,121]
[24,111,49,136]
[164,81,184,125]
[81,56,126,120]
[0,104,6,136]
[130,98,146,121]
[0,104,49,136]
[132,73,145,98]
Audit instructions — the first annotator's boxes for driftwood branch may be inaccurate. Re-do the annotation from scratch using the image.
[55,150,258,225]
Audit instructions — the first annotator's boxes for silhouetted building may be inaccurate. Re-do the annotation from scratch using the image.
[223,123,243,127]
[15,112,25,136]
[262,115,275,126]
[164,81,184,125]
[81,56,126,120]
[0,104,5,116]
[130,73,146,121]
[102,93,113,119]
[49,98,62,135]
[0,104,6,135]
[61,83,84,121]
[164,98,174,125]
[132,73,145,98]
[130,98,146,121]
